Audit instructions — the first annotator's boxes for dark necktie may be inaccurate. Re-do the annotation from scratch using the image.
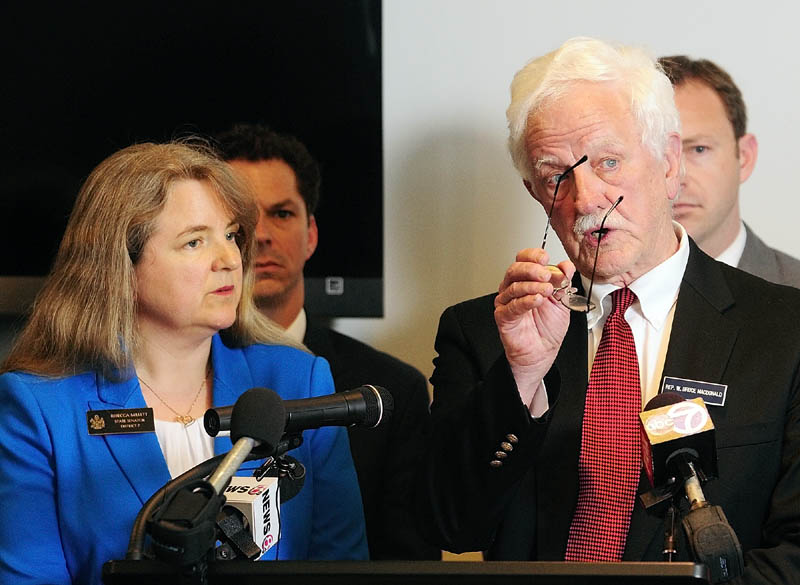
[565,287,641,561]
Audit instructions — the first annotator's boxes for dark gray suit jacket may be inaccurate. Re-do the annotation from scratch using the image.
[738,224,800,288]
[418,241,800,584]
[304,319,441,560]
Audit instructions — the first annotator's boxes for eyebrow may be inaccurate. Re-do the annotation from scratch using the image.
[176,221,239,239]
[265,198,302,210]
[533,155,561,171]
[681,134,718,144]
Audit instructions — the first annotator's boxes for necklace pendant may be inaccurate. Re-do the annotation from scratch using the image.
[176,414,195,427]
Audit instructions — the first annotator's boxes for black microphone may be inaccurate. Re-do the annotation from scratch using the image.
[639,392,743,582]
[640,391,718,495]
[204,384,394,438]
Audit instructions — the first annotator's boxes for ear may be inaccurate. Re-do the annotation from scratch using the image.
[737,133,758,184]
[663,133,682,201]
[306,215,318,260]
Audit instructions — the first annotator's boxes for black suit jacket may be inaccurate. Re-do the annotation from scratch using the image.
[304,318,441,560]
[418,242,800,584]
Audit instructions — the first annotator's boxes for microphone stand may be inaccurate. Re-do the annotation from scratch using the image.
[640,456,743,583]
[145,478,224,584]
[126,388,305,584]
[663,504,678,562]
[126,441,271,585]
[147,436,274,585]
[254,432,306,503]
[125,446,268,585]
[127,454,229,561]
[125,388,310,581]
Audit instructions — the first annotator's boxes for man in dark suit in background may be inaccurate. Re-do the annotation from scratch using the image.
[659,55,800,287]
[216,124,440,560]
[418,38,800,583]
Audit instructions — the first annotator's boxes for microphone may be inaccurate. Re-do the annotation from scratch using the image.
[640,392,718,496]
[204,384,394,438]
[147,388,286,568]
[208,387,287,493]
[639,392,743,582]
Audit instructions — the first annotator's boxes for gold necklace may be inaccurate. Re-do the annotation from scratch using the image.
[138,370,209,427]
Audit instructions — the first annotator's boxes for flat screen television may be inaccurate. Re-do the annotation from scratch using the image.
[0,1,383,318]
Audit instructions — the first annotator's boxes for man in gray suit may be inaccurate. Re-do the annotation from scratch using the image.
[659,56,800,287]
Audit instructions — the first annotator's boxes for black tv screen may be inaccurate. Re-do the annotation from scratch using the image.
[0,1,382,317]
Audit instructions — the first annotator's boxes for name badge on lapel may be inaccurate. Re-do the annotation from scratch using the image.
[87,408,155,435]
[661,376,727,407]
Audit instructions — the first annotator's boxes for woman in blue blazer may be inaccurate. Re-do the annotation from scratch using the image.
[0,141,368,585]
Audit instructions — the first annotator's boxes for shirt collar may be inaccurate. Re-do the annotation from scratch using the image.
[284,307,307,343]
[714,220,747,268]
[583,221,690,330]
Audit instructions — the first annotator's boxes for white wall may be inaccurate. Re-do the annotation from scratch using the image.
[331,0,800,387]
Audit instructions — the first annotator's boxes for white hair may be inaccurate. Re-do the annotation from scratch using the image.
[506,37,680,181]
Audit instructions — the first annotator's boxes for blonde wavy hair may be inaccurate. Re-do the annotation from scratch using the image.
[2,140,298,380]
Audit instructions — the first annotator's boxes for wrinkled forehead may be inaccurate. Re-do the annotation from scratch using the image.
[528,80,635,128]
[525,83,640,161]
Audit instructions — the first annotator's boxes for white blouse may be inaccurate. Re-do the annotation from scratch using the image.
[154,419,214,479]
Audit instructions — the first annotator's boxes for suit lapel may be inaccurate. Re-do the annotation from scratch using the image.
[303,318,334,357]
[90,373,171,505]
[88,335,266,504]
[661,245,738,388]
[209,336,262,471]
[304,319,345,390]
[625,242,738,560]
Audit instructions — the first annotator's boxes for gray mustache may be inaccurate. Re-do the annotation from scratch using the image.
[573,213,623,236]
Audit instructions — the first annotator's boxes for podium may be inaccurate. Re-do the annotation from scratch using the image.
[103,560,710,584]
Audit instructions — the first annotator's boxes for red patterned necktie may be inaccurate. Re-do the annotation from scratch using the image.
[565,287,641,562]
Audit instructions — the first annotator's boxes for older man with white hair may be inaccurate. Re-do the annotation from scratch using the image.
[418,38,800,584]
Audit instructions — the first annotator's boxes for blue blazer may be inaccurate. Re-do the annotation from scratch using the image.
[0,335,368,585]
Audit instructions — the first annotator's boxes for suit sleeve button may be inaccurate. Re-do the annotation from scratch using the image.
[489,460,503,468]
[506,434,519,444]
[500,441,513,452]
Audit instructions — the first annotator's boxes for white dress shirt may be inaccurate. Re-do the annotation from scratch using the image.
[284,307,307,344]
[714,221,747,268]
[583,222,690,407]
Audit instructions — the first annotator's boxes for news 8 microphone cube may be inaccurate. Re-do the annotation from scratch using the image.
[640,398,719,487]
[223,476,280,557]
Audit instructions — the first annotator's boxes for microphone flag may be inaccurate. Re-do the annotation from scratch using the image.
[223,476,280,557]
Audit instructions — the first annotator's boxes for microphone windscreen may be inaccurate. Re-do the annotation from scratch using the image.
[230,388,286,452]
[644,391,684,411]
[362,385,394,426]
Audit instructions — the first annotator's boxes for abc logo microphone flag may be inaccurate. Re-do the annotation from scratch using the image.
[640,397,717,487]
[224,476,280,556]
[640,397,714,444]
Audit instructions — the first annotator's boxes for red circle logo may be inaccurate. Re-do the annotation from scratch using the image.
[667,402,708,435]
